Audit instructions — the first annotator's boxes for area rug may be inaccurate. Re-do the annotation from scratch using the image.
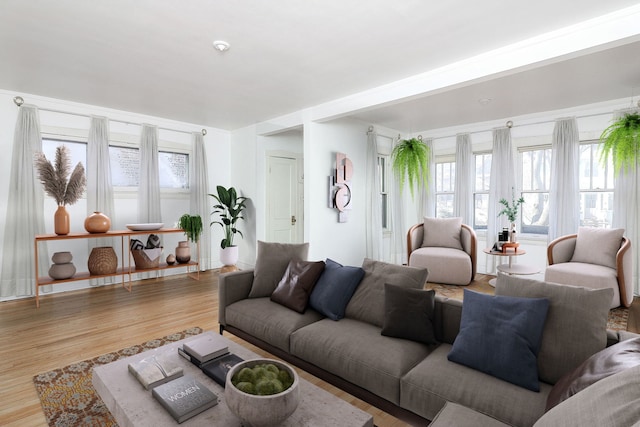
[426,282,629,331]
[33,327,203,427]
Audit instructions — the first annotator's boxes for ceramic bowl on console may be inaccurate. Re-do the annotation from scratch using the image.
[225,358,300,427]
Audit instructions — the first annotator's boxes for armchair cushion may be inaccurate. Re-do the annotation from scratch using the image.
[422,217,463,250]
[571,227,624,269]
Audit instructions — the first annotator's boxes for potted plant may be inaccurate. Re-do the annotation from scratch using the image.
[210,186,248,266]
[498,191,525,242]
[391,137,430,199]
[600,112,640,174]
[34,145,86,235]
[174,214,203,264]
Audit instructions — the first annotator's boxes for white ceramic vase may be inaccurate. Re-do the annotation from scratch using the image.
[220,246,239,266]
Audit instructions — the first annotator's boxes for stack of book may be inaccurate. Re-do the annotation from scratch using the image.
[179,334,244,387]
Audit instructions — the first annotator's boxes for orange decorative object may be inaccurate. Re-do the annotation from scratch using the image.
[502,242,520,253]
[54,205,70,235]
[84,211,111,233]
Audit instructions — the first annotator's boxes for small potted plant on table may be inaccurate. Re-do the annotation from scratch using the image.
[175,214,203,264]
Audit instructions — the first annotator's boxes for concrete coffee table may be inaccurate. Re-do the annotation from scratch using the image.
[92,331,374,427]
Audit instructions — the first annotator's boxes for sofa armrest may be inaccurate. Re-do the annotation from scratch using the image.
[461,224,477,279]
[407,223,424,258]
[617,237,633,307]
[218,269,254,327]
[547,234,577,265]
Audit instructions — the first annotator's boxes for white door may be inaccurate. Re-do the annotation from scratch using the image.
[267,154,302,243]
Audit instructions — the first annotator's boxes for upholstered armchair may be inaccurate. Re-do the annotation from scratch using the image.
[544,227,633,308]
[407,217,477,286]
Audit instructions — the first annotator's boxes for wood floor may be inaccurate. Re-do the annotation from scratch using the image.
[0,271,409,427]
[1,271,638,427]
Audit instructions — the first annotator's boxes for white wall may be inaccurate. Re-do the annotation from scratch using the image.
[0,89,230,300]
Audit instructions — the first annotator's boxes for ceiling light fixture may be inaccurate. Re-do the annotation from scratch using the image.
[212,40,230,52]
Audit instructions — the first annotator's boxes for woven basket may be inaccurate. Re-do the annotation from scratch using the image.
[131,248,162,269]
[88,246,118,275]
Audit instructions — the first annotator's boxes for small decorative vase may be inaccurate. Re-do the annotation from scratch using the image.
[220,246,239,266]
[88,246,118,275]
[48,251,75,279]
[54,205,70,235]
[175,241,191,264]
[166,254,176,265]
[84,211,111,233]
[510,223,517,243]
[51,251,73,264]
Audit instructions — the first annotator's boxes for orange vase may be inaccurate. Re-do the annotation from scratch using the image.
[84,211,111,233]
[54,205,70,235]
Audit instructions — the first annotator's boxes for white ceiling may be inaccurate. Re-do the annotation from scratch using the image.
[1,1,640,132]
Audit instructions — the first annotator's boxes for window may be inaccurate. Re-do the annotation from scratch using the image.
[520,147,551,234]
[378,155,390,229]
[435,161,455,218]
[109,146,189,189]
[473,153,491,229]
[42,138,87,170]
[579,141,614,228]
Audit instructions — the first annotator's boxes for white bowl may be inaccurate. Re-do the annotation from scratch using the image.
[225,358,300,427]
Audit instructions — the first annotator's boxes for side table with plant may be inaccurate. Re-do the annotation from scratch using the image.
[498,192,525,243]
[175,214,203,264]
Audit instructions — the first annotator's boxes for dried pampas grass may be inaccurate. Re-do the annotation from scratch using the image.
[34,145,86,206]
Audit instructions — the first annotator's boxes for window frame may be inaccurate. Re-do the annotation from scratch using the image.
[434,158,455,218]
[519,145,551,235]
[473,151,492,230]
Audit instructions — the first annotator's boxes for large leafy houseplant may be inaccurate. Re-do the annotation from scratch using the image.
[391,137,430,199]
[600,112,640,174]
[210,186,248,249]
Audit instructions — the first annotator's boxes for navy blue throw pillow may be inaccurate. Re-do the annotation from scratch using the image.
[448,289,550,391]
[309,258,365,320]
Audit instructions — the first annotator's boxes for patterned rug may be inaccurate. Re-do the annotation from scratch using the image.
[426,282,629,331]
[33,327,204,427]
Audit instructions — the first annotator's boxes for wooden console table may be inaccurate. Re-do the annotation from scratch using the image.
[34,228,199,307]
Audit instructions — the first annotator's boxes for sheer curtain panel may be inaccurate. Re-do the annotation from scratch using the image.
[138,124,162,223]
[1,105,49,297]
[418,138,436,219]
[454,133,474,225]
[548,118,580,241]
[190,131,211,270]
[365,130,383,260]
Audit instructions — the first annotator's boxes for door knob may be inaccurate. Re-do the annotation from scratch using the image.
[291,215,297,225]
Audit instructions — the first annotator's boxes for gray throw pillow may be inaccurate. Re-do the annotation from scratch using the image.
[422,217,463,250]
[448,290,550,391]
[270,259,325,313]
[345,258,429,328]
[249,241,309,298]
[381,284,437,344]
[570,226,624,269]
[495,274,612,384]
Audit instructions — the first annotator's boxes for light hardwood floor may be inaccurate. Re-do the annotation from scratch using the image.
[0,271,409,427]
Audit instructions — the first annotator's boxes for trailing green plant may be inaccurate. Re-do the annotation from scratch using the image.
[599,112,640,175]
[391,137,430,199]
[498,191,525,223]
[210,186,248,249]
[34,145,86,206]
[178,214,203,243]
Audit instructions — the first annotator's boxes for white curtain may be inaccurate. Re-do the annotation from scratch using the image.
[548,118,580,241]
[487,127,516,272]
[612,108,640,297]
[138,124,162,223]
[365,130,383,260]
[87,116,115,285]
[417,137,436,219]
[454,133,474,225]
[0,105,49,297]
[190,131,211,270]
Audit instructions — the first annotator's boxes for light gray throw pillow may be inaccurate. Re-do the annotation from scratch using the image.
[570,226,624,269]
[495,274,612,384]
[249,241,309,298]
[422,217,463,250]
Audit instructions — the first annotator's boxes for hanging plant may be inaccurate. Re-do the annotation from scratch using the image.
[391,137,430,199]
[599,112,640,174]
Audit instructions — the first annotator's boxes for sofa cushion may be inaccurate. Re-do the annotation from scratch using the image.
[270,259,325,313]
[422,217,463,250]
[401,344,550,426]
[546,337,640,411]
[381,284,437,344]
[447,290,549,391]
[249,241,309,298]
[345,259,428,328]
[430,402,511,427]
[570,226,624,269]
[309,258,365,320]
[495,274,612,384]
[225,298,324,352]
[290,317,432,405]
[534,364,640,427]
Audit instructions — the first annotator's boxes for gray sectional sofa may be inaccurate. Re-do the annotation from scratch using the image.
[218,256,640,426]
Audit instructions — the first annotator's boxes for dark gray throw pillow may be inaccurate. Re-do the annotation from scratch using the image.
[381,283,437,344]
[448,289,550,391]
[249,241,309,298]
[270,259,325,313]
[309,258,365,320]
